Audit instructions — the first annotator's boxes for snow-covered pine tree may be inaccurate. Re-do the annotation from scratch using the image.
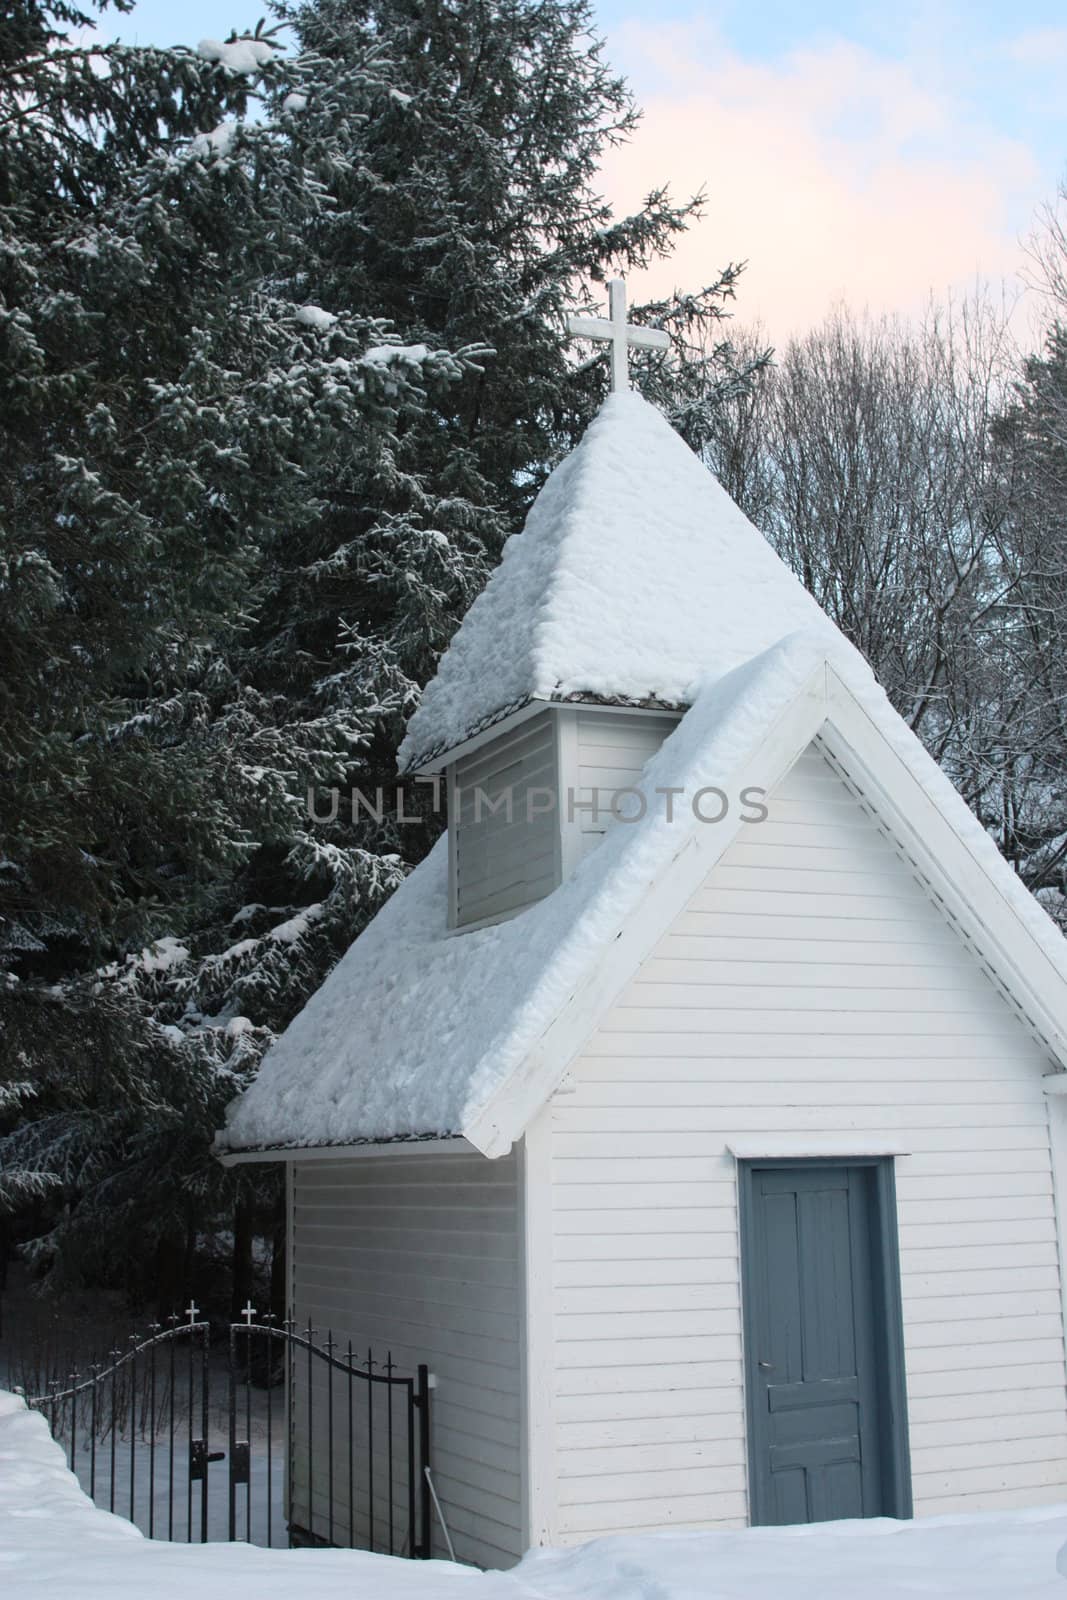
[0,0,490,1293]
[2,0,763,1296]
[277,0,760,517]
[157,0,764,1040]
[1,0,489,964]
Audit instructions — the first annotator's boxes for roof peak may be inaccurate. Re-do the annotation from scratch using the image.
[399,389,832,773]
[566,279,671,393]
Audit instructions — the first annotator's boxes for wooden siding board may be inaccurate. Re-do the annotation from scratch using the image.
[454,716,558,785]
[451,710,560,930]
[458,840,558,892]
[565,713,678,848]
[556,1414,747,1450]
[906,1362,1067,1399]
[536,740,1067,1542]
[292,1150,524,1567]
[556,1490,747,1533]
[450,705,680,930]
[908,1388,1067,1425]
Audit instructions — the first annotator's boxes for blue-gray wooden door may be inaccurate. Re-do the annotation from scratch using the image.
[744,1164,888,1525]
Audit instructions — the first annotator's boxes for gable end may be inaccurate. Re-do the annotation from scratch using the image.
[814,734,1059,1064]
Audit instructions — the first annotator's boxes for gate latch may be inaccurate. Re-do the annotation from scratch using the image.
[230,1440,250,1486]
[189,1441,226,1480]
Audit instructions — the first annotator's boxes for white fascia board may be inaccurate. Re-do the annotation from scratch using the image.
[216,1136,477,1167]
[408,700,553,775]
[411,698,684,776]
[821,666,1067,1068]
[464,664,830,1158]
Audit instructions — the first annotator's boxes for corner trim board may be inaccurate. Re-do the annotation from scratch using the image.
[520,1118,558,1547]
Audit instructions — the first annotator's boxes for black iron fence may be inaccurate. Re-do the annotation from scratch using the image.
[22,1305,432,1558]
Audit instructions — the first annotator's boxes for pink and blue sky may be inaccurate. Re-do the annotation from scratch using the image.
[97,0,1067,341]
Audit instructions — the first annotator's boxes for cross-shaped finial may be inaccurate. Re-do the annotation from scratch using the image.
[185,1301,200,1324]
[241,1301,256,1326]
[567,277,669,393]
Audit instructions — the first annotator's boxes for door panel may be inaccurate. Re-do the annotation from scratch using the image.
[744,1164,888,1525]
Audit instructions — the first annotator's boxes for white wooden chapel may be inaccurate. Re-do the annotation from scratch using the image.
[219,282,1067,1569]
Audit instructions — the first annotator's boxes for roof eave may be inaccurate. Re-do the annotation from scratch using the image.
[215,1133,472,1167]
[401,697,550,776]
[402,690,689,775]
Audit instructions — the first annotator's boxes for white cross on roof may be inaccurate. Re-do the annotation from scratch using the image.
[567,277,670,392]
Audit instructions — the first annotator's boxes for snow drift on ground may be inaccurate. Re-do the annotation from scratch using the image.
[0,1390,472,1599]
[398,391,832,773]
[4,1390,1067,1599]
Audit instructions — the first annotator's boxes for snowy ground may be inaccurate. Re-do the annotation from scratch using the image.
[68,1434,286,1546]
[4,1391,1067,1599]
[19,1372,288,1545]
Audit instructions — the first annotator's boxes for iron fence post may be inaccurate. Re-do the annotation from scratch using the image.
[416,1364,431,1559]
[200,1324,210,1544]
[228,1322,238,1542]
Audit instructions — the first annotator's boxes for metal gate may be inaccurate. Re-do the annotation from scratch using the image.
[24,1305,432,1557]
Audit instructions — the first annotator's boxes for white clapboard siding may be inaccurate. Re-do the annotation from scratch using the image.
[291,1152,524,1568]
[531,738,1067,1541]
[449,706,680,928]
[450,711,559,929]
[566,709,679,861]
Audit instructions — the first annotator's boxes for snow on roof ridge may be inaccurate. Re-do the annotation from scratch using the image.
[524,392,647,696]
[398,392,831,772]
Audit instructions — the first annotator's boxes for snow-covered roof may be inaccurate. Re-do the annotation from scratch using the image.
[220,394,1067,1159]
[222,636,812,1152]
[398,391,831,772]
[218,627,1067,1158]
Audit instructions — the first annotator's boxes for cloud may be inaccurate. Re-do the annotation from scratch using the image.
[599,22,1042,341]
[1006,26,1067,66]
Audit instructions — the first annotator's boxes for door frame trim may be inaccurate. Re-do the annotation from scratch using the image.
[737,1155,912,1525]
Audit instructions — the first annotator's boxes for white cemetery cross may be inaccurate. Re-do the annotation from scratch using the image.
[567,277,670,392]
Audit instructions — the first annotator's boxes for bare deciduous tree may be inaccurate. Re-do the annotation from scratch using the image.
[707,292,1067,926]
